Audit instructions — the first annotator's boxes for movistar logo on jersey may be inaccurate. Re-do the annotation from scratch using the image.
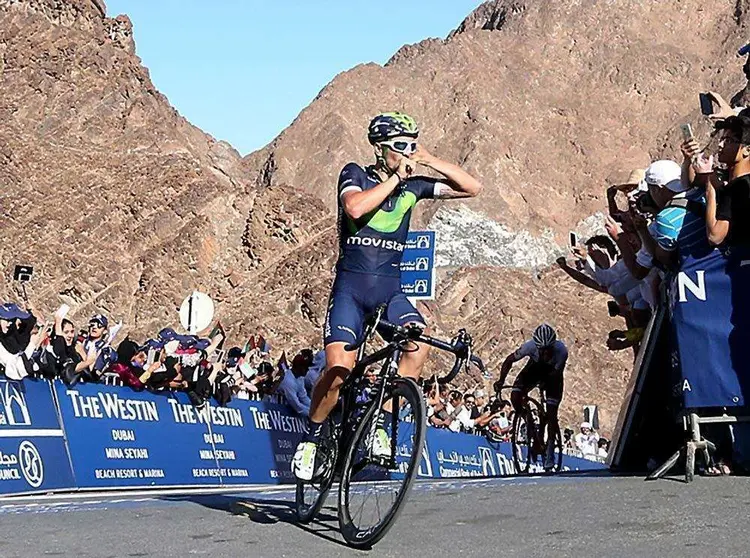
[346,236,405,252]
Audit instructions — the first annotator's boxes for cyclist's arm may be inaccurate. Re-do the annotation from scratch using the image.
[556,258,608,293]
[553,345,569,373]
[411,149,482,199]
[498,351,521,387]
[341,176,401,219]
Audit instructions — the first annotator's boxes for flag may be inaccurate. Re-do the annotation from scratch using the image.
[207,321,226,351]
[242,334,257,354]
[257,334,271,355]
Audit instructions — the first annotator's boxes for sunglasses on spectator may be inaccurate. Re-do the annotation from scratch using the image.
[381,140,417,155]
[88,323,103,329]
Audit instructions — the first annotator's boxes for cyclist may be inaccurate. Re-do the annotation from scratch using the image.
[493,323,568,471]
[292,112,483,480]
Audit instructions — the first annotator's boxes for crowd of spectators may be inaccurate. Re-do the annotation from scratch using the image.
[556,88,749,359]
[421,380,514,440]
[555,82,750,473]
[0,302,286,409]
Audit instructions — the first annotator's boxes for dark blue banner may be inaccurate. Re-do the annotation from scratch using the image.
[669,247,750,408]
[211,400,308,485]
[420,427,604,478]
[0,378,74,494]
[55,381,221,488]
[0,381,605,496]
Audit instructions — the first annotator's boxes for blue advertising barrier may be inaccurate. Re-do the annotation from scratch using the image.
[0,380,606,496]
[420,427,604,478]
[401,230,436,300]
[0,378,75,494]
[669,247,750,408]
[56,381,233,488]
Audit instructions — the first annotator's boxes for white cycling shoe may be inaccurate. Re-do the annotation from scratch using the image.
[543,448,556,471]
[292,441,317,481]
[369,427,392,459]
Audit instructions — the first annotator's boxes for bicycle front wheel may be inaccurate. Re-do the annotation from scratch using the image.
[338,377,426,549]
[511,406,534,474]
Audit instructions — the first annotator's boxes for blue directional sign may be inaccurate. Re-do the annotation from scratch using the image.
[401,230,436,300]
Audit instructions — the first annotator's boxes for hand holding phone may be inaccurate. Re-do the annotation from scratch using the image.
[699,93,714,116]
[569,231,578,248]
[680,123,694,142]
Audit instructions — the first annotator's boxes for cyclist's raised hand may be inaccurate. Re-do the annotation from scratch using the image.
[408,144,435,166]
[492,378,503,395]
[396,155,414,180]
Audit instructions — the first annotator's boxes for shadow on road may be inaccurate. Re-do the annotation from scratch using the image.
[160,494,354,549]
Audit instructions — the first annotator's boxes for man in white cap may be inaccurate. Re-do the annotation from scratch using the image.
[641,159,709,269]
[574,421,600,456]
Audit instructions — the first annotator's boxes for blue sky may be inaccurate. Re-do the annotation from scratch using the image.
[106,1,485,155]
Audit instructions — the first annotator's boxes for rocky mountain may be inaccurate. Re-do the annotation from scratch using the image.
[2,0,750,432]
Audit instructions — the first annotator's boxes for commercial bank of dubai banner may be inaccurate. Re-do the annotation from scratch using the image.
[0,380,605,496]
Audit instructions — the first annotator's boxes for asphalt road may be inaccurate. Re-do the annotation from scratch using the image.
[1,474,749,558]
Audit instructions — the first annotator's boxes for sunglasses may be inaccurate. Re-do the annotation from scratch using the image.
[381,140,417,155]
[88,323,103,329]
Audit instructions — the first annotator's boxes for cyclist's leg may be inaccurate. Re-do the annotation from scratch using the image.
[293,284,363,480]
[309,343,357,423]
[542,368,564,469]
[385,293,429,380]
[310,285,364,424]
[510,361,539,413]
[512,362,545,454]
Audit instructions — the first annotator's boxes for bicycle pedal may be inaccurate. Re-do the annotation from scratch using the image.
[370,455,396,469]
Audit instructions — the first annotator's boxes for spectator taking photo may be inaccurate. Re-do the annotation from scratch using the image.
[701,111,750,248]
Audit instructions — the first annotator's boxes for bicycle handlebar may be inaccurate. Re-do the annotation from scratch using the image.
[344,311,485,385]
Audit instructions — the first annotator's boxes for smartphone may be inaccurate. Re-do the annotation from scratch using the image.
[55,304,71,320]
[569,231,578,247]
[13,265,33,282]
[607,300,620,318]
[680,123,694,141]
[699,93,713,116]
[209,349,226,364]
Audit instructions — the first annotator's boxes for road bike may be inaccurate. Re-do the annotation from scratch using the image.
[497,385,563,474]
[295,305,485,549]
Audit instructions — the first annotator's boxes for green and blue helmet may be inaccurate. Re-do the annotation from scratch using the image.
[367,112,419,145]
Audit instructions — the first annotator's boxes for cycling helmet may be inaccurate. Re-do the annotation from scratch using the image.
[367,112,419,145]
[532,323,557,349]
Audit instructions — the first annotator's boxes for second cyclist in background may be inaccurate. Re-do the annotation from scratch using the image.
[494,324,568,471]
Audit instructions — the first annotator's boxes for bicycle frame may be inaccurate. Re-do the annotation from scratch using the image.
[318,306,486,480]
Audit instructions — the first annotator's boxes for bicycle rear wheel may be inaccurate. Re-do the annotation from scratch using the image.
[338,377,426,549]
[295,426,337,523]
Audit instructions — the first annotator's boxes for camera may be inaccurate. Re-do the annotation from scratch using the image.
[13,265,33,283]
[489,399,505,414]
[632,190,657,215]
[564,428,574,440]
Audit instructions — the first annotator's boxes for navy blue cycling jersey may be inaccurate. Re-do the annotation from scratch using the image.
[337,163,438,277]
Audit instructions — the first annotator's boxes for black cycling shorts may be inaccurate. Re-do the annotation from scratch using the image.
[323,270,425,347]
[512,360,564,407]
